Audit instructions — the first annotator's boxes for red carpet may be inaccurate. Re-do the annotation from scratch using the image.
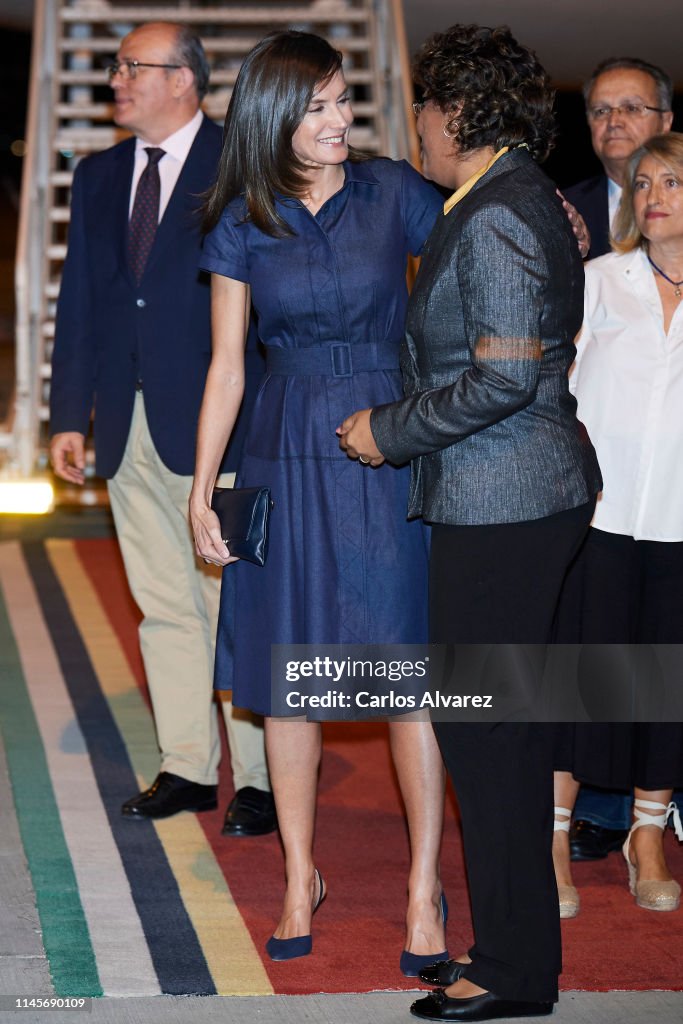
[76,539,683,992]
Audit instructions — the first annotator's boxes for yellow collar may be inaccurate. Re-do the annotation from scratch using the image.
[443,147,510,215]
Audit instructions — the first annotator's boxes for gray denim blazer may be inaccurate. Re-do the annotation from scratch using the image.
[371,147,602,526]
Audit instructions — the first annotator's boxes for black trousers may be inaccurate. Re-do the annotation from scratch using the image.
[561,527,683,791]
[429,500,594,1003]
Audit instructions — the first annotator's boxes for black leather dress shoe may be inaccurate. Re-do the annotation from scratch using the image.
[569,819,628,861]
[222,786,277,836]
[121,772,217,819]
[410,989,553,1021]
[419,959,469,986]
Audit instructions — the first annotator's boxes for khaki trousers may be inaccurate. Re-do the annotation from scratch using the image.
[107,393,269,790]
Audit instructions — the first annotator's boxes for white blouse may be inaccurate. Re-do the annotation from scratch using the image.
[571,248,683,542]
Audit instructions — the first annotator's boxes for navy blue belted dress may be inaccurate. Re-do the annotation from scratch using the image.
[200,158,442,715]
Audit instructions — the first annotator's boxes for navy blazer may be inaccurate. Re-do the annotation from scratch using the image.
[50,115,263,478]
[563,174,611,259]
[371,148,602,526]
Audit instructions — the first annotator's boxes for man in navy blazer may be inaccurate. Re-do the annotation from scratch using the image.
[563,56,673,860]
[564,57,673,260]
[50,22,274,833]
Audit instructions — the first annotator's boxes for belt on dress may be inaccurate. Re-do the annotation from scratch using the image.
[265,341,399,377]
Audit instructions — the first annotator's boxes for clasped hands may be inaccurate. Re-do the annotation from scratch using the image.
[336,408,384,467]
[336,200,588,469]
[190,406,384,571]
[189,408,381,571]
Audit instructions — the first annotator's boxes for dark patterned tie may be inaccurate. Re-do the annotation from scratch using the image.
[128,146,165,284]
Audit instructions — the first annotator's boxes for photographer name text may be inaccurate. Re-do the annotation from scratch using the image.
[285,690,494,710]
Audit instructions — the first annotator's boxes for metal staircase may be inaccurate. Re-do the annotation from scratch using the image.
[6,0,417,483]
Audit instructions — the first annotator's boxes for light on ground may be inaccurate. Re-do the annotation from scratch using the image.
[0,481,54,515]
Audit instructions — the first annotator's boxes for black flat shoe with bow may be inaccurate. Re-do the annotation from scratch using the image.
[419,958,469,986]
[410,988,553,1022]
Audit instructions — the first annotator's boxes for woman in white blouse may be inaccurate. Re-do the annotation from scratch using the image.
[553,132,683,918]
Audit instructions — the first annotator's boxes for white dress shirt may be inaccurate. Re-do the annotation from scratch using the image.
[571,247,683,541]
[129,108,204,221]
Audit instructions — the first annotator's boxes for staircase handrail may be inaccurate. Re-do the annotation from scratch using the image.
[13,0,56,475]
[375,0,419,166]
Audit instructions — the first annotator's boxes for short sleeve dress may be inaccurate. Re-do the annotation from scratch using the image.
[200,158,443,715]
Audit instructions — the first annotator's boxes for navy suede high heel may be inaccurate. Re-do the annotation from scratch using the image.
[400,892,449,977]
[265,868,326,961]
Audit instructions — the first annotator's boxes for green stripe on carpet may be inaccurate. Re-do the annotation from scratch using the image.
[0,560,102,997]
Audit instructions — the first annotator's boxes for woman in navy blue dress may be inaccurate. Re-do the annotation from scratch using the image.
[189,31,447,969]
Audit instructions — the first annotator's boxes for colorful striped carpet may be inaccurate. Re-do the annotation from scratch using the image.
[0,538,681,997]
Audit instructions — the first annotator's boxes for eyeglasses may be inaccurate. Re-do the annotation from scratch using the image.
[412,101,426,117]
[107,60,183,82]
[587,103,669,122]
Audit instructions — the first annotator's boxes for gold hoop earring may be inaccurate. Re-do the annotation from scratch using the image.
[442,120,460,140]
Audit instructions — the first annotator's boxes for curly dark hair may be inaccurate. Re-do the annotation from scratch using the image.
[413,24,556,162]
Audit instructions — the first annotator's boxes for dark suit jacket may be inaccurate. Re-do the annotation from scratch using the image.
[563,174,611,259]
[371,147,602,525]
[50,115,263,478]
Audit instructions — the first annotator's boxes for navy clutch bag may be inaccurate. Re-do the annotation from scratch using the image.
[210,486,273,566]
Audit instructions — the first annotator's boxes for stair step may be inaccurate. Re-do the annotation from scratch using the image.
[60,6,369,26]
[50,171,74,186]
[56,103,113,119]
[56,66,374,86]
[56,79,377,121]
[348,129,381,150]
[58,35,371,54]
[54,129,128,151]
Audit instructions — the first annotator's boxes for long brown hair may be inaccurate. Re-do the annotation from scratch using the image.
[204,31,353,237]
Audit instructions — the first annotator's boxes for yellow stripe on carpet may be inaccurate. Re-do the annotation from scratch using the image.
[47,539,274,996]
[0,542,160,996]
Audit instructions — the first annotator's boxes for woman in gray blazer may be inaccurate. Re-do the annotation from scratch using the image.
[339,23,602,1023]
